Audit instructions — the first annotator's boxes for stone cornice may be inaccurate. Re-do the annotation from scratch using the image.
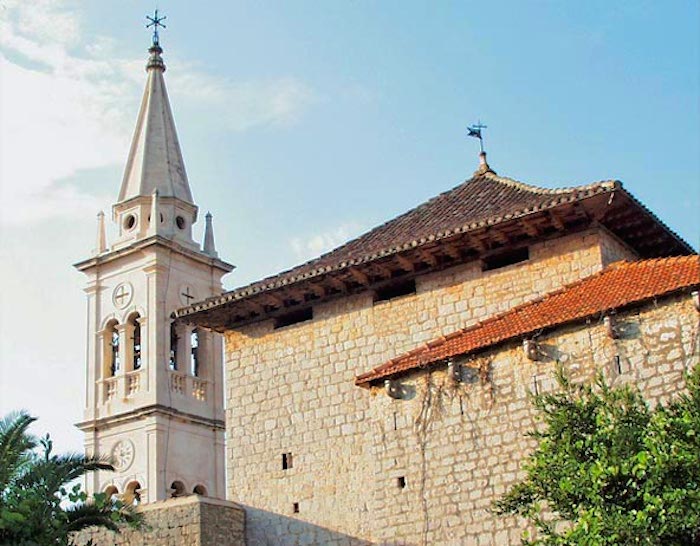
[75,404,225,432]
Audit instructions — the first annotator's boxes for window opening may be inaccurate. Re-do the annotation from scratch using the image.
[170,480,186,498]
[110,325,120,376]
[132,316,142,370]
[190,329,199,376]
[169,323,178,370]
[125,481,141,505]
[104,485,119,500]
[274,308,312,329]
[397,476,407,489]
[374,279,416,304]
[482,247,529,271]
[292,502,300,514]
[282,452,293,470]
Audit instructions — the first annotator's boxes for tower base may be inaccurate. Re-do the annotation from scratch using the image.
[72,496,245,546]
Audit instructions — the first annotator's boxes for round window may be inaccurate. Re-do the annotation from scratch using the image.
[123,214,136,230]
[176,216,186,230]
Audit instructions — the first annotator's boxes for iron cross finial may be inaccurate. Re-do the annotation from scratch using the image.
[146,9,167,47]
[467,120,488,153]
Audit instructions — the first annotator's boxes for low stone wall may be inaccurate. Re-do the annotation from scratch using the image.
[72,495,245,546]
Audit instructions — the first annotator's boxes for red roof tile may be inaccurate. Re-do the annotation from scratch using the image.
[355,256,700,387]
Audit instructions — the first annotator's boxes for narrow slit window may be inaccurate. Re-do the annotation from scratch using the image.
[374,279,416,304]
[292,502,299,514]
[482,247,529,271]
[282,452,293,470]
[190,328,199,376]
[274,308,312,329]
[397,476,407,489]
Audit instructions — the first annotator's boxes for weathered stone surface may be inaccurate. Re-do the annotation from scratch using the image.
[222,227,695,545]
[72,496,245,546]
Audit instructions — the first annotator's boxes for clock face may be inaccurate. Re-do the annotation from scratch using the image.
[111,440,135,472]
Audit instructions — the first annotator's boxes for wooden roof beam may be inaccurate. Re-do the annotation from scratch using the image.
[443,243,462,260]
[326,276,348,292]
[395,254,415,272]
[419,250,438,267]
[348,267,370,286]
[549,211,566,231]
[521,219,539,237]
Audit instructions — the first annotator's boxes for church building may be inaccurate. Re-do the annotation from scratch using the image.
[75,27,698,546]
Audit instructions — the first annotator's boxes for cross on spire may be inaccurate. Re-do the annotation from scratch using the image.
[146,9,167,47]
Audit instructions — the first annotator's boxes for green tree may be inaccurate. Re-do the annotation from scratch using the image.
[495,365,700,545]
[0,411,141,546]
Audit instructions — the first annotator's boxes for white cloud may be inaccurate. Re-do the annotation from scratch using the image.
[290,222,364,262]
[0,0,316,226]
[171,71,316,132]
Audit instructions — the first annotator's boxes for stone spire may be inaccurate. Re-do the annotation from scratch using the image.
[203,212,218,257]
[95,211,106,254]
[117,42,194,205]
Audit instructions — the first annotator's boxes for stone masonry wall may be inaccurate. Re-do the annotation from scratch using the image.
[72,496,245,546]
[368,294,698,544]
[223,228,642,545]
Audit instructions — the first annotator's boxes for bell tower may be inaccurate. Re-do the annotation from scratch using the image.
[74,29,233,504]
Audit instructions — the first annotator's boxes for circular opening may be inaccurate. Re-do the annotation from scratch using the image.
[123,214,136,231]
[176,216,186,230]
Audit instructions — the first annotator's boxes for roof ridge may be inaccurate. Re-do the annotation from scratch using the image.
[483,170,621,195]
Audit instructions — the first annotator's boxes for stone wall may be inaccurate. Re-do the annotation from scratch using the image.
[367,294,698,544]
[73,496,245,546]
[222,228,645,545]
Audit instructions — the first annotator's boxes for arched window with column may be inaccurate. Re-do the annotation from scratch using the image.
[127,313,142,371]
[103,485,119,500]
[125,481,141,505]
[190,328,199,376]
[169,322,178,370]
[104,320,120,377]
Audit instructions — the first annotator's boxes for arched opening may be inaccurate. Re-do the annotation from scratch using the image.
[193,484,207,496]
[169,323,178,370]
[104,320,120,377]
[103,485,119,500]
[130,314,142,370]
[190,328,199,376]
[124,481,141,505]
[170,480,186,497]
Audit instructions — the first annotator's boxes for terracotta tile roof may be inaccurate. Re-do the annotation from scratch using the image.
[355,256,700,387]
[175,163,692,326]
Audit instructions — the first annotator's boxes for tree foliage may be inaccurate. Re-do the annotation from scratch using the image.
[494,365,700,545]
[0,411,141,545]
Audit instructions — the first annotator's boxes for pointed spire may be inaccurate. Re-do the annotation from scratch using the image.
[147,190,160,237]
[203,212,218,257]
[117,41,193,205]
[95,211,106,254]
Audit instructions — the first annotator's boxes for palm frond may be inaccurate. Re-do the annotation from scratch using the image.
[0,411,37,491]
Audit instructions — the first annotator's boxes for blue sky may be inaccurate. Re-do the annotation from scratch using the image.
[0,1,698,451]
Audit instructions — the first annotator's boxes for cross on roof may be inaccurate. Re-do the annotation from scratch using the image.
[467,121,488,153]
[146,9,167,46]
